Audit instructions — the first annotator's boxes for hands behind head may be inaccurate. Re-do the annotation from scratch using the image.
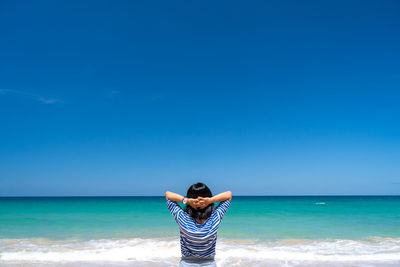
[187,197,212,210]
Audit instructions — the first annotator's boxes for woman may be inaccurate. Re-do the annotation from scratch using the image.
[166,182,232,267]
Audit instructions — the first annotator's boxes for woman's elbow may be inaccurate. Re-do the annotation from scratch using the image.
[227,191,232,200]
[165,191,170,200]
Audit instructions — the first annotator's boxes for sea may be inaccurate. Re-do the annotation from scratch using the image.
[1,196,399,266]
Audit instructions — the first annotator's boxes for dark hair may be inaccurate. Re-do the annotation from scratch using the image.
[185,182,214,221]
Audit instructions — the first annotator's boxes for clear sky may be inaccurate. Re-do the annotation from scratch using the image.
[1,0,399,196]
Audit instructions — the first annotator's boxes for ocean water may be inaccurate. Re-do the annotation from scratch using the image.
[1,196,400,266]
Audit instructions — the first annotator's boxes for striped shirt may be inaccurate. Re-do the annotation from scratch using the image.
[167,199,231,259]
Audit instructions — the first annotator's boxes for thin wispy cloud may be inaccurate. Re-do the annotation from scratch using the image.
[0,89,60,104]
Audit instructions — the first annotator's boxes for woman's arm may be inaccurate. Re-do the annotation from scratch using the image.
[197,191,232,208]
[210,191,232,202]
[165,191,185,202]
[165,191,198,208]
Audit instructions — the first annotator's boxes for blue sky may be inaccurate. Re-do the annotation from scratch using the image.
[1,0,399,196]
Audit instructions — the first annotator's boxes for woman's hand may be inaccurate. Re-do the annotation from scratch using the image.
[197,191,232,208]
[188,197,210,209]
[197,197,212,209]
[187,198,198,208]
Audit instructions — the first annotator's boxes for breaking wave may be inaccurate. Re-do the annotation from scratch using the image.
[1,237,400,266]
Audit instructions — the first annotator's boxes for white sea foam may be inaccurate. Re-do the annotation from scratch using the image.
[314,202,326,205]
[1,237,400,266]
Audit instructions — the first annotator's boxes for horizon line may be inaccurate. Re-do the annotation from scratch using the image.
[1,194,399,198]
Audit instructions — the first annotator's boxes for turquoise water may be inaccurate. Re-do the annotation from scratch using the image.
[1,196,400,240]
[1,196,400,266]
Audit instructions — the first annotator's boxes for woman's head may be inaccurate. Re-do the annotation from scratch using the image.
[185,182,214,221]
[186,182,212,199]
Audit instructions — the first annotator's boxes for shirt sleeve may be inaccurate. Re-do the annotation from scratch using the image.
[214,200,231,221]
[166,199,184,223]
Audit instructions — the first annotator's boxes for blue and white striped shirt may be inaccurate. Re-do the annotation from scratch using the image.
[167,199,231,259]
